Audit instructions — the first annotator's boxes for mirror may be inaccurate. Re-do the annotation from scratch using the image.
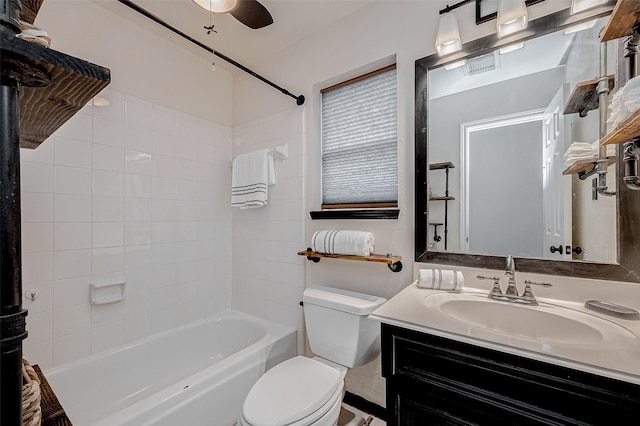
[428,17,615,262]
[415,3,640,283]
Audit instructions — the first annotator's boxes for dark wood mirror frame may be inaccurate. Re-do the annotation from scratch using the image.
[415,2,640,283]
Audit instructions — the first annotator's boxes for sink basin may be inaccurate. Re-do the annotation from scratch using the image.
[423,292,638,348]
[371,283,640,383]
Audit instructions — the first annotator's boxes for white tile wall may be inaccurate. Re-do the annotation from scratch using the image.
[21,89,232,369]
[231,108,306,354]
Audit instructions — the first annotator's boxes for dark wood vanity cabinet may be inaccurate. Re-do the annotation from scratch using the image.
[381,324,640,425]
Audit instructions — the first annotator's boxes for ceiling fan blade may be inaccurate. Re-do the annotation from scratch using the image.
[229,0,273,29]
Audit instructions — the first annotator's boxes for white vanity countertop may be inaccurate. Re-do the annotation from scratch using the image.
[371,282,640,386]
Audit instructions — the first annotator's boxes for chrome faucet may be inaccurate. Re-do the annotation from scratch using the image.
[476,255,553,305]
[504,255,518,296]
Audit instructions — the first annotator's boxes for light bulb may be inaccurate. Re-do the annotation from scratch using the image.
[211,60,216,72]
[192,0,237,13]
[444,60,466,71]
[496,0,528,38]
[570,0,607,15]
[564,19,597,35]
[499,41,525,55]
[435,12,462,56]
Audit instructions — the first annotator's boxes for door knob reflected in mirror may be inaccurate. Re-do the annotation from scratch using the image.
[566,245,583,255]
[550,245,563,254]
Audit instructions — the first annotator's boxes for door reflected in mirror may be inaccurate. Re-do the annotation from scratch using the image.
[427,16,617,263]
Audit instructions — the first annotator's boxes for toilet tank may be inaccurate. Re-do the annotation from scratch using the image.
[302,286,387,368]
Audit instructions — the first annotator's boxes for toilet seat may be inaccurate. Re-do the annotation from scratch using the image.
[241,382,343,426]
[242,356,344,426]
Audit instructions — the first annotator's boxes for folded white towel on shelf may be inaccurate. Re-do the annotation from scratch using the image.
[608,75,640,129]
[564,153,597,167]
[417,269,464,291]
[232,149,271,209]
[563,141,615,167]
[311,230,374,257]
[563,142,593,156]
[592,140,616,158]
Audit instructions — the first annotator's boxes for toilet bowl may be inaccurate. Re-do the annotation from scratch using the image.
[240,357,346,426]
[240,286,386,426]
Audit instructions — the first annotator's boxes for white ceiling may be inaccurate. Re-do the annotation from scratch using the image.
[429,30,574,100]
[429,15,608,99]
[108,0,375,73]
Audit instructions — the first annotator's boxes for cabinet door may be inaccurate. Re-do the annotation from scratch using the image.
[390,378,565,426]
[399,397,472,426]
[382,324,640,425]
[388,382,474,426]
[394,388,480,426]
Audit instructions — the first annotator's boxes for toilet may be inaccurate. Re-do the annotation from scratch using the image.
[240,285,387,426]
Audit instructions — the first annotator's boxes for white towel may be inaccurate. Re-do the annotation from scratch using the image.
[417,269,464,291]
[563,141,615,167]
[608,75,640,128]
[268,153,276,185]
[591,140,616,158]
[563,142,593,157]
[232,149,271,209]
[311,230,374,257]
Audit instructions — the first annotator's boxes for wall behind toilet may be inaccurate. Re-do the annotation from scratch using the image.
[231,0,575,407]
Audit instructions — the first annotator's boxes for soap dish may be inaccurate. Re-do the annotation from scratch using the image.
[585,300,640,320]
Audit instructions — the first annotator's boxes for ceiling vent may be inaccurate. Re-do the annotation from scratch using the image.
[464,53,496,75]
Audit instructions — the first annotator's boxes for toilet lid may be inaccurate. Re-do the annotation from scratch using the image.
[242,356,342,426]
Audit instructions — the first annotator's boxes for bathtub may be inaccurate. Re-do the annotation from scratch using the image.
[45,311,297,426]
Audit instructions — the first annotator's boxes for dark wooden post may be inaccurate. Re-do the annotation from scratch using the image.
[1,1,29,425]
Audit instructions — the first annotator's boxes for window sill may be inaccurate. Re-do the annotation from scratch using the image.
[309,209,399,220]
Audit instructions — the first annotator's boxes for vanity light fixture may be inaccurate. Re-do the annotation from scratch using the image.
[444,59,467,70]
[570,0,608,15]
[564,19,597,34]
[436,12,463,56]
[499,41,525,54]
[435,1,544,56]
[192,0,237,13]
[496,0,528,38]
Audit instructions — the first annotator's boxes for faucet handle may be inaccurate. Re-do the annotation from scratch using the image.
[478,275,500,281]
[522,280,552,300]
[523,280,552,288]
[477,275,502,296]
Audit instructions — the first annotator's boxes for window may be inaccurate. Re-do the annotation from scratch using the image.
[320,64,398,210]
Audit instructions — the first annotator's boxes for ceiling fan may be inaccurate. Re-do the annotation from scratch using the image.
[191,0,273,29]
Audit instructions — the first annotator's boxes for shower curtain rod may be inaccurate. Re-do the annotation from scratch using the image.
[117,0,305,106]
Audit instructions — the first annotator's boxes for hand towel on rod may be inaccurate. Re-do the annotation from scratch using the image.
[311,230,375,257]
[232,148,271,209]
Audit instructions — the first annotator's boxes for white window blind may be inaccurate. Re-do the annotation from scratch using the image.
[321,65,398,208]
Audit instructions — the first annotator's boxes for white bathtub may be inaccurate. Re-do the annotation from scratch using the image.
[45,311,297,426]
